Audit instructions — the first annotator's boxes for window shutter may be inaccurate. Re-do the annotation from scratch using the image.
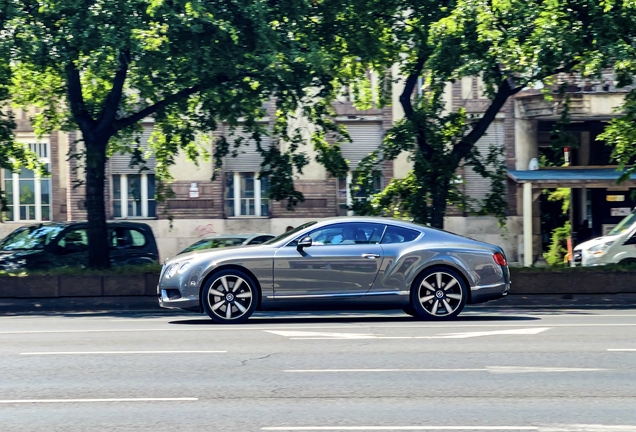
[109,124,157,174]
[464,120,505,203]
[339,122,383,170]
[224,130,270,172]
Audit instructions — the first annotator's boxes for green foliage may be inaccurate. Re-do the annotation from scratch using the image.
[599,90,636,182]
[547,188,571,215]
[2,0,362,266]
[545,221,572,266]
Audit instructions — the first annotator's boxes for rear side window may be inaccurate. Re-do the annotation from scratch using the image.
[381,226,420,244]
[130,229,147,247]
[109,228,148,249]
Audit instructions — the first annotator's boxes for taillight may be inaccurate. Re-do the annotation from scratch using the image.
[493,252,507,266]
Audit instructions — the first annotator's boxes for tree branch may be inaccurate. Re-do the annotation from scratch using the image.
[113,84,202,131]
[399,56,426,120]
[453,78,520,160]
[65,61,95,131]
[113,72,243,131]
[97,49,130,132]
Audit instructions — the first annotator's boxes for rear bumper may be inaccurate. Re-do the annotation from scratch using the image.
[470,282,510,304]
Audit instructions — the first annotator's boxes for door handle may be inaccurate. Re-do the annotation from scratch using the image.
[362,253,380,259]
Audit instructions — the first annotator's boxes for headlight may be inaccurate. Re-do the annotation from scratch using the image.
[165,264,179,278]
[179,262,191,273]
[588,241,614,256]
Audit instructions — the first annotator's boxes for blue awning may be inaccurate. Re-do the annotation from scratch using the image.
[507,168,635,185]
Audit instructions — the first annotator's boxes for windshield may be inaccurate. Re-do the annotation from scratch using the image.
[608,210,636,236]
[0,225,64,251]
[263,221,317,245]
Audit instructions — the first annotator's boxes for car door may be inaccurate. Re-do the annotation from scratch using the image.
[109,227,156,265]
[273,222,386,298]
[53,227,90,267]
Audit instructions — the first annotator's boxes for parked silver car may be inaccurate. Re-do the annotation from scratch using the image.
[178,233,275,255]
[159,217,510,323]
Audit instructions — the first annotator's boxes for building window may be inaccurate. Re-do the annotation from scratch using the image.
[338,171,383,216]
[112,174,156,218]
[225,172,269,217]
[2,141,51,222]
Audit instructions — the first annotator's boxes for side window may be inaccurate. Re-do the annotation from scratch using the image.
[57,229,89,253]
[303,223,385,246]
[381,226,420,244]
[130,229,147,247]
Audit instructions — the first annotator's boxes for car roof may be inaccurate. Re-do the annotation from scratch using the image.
[313,216,426,231]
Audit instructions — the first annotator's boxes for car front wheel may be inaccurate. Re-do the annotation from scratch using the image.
[410,267,467,320]
[202,270,258,324]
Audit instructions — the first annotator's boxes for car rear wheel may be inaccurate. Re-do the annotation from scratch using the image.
[202,270,258,324]
[410,268,467,320]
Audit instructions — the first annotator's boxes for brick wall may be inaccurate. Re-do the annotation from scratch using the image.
[157,179,224,220]
[271,178,338,218]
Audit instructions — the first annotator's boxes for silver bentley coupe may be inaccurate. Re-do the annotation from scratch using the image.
[158,217,510,323]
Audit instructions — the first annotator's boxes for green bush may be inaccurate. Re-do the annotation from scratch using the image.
[0,263,161,277]
[545,221,571,266]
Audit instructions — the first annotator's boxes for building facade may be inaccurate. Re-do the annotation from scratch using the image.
[1,72,632,264]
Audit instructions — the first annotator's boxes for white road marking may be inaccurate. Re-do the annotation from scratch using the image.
[266,330,377,339]
[0,397,198,404]
[267,327,550,340]
[262,426,636,431]
[19,350,226,356]
[486,366,605,374]
[262,427,538,431]
[3,322,636,336]
[284,366,606,374]
[420,327,550,339]
[607,349,636,352]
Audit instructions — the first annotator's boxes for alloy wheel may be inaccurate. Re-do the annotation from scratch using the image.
[417,271,463,317]
[206,275,253,321]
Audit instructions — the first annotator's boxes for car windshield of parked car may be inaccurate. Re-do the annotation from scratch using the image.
[180,237,247,254]
[0,225,65,251]
[608,211,636,236]
[263,221,317,245]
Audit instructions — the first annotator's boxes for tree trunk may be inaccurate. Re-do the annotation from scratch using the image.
[430,184,449,229]
[84,135,110,269]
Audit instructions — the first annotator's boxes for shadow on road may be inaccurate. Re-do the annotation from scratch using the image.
[168,312,541,326]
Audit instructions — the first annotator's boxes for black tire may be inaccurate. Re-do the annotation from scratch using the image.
[202,269,258,324]
[410,267,468,321]
[619,258,636,267]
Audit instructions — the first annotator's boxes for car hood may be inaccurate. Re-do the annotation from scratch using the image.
[574,235,620,251]
[0,249,43,261]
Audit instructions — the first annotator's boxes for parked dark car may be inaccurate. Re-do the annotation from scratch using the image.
[0,221,159,271]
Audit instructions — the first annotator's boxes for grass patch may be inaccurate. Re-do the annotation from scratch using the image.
[0,263,161,277]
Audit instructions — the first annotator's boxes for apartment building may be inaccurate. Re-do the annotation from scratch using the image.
[2,72,632,263]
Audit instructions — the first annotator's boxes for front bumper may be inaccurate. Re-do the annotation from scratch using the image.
[158,288,200,311]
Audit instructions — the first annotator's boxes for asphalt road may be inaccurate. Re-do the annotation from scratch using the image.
[1,307,636,431]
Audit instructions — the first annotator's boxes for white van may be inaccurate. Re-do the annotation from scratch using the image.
[572,209,636,266]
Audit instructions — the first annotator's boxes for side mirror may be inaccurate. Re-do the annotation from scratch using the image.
[297,236,313,249]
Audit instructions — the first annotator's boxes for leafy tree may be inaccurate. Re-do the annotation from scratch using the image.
[4,0,346,267]
[314,0,611,227]
[0,0,43,217]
